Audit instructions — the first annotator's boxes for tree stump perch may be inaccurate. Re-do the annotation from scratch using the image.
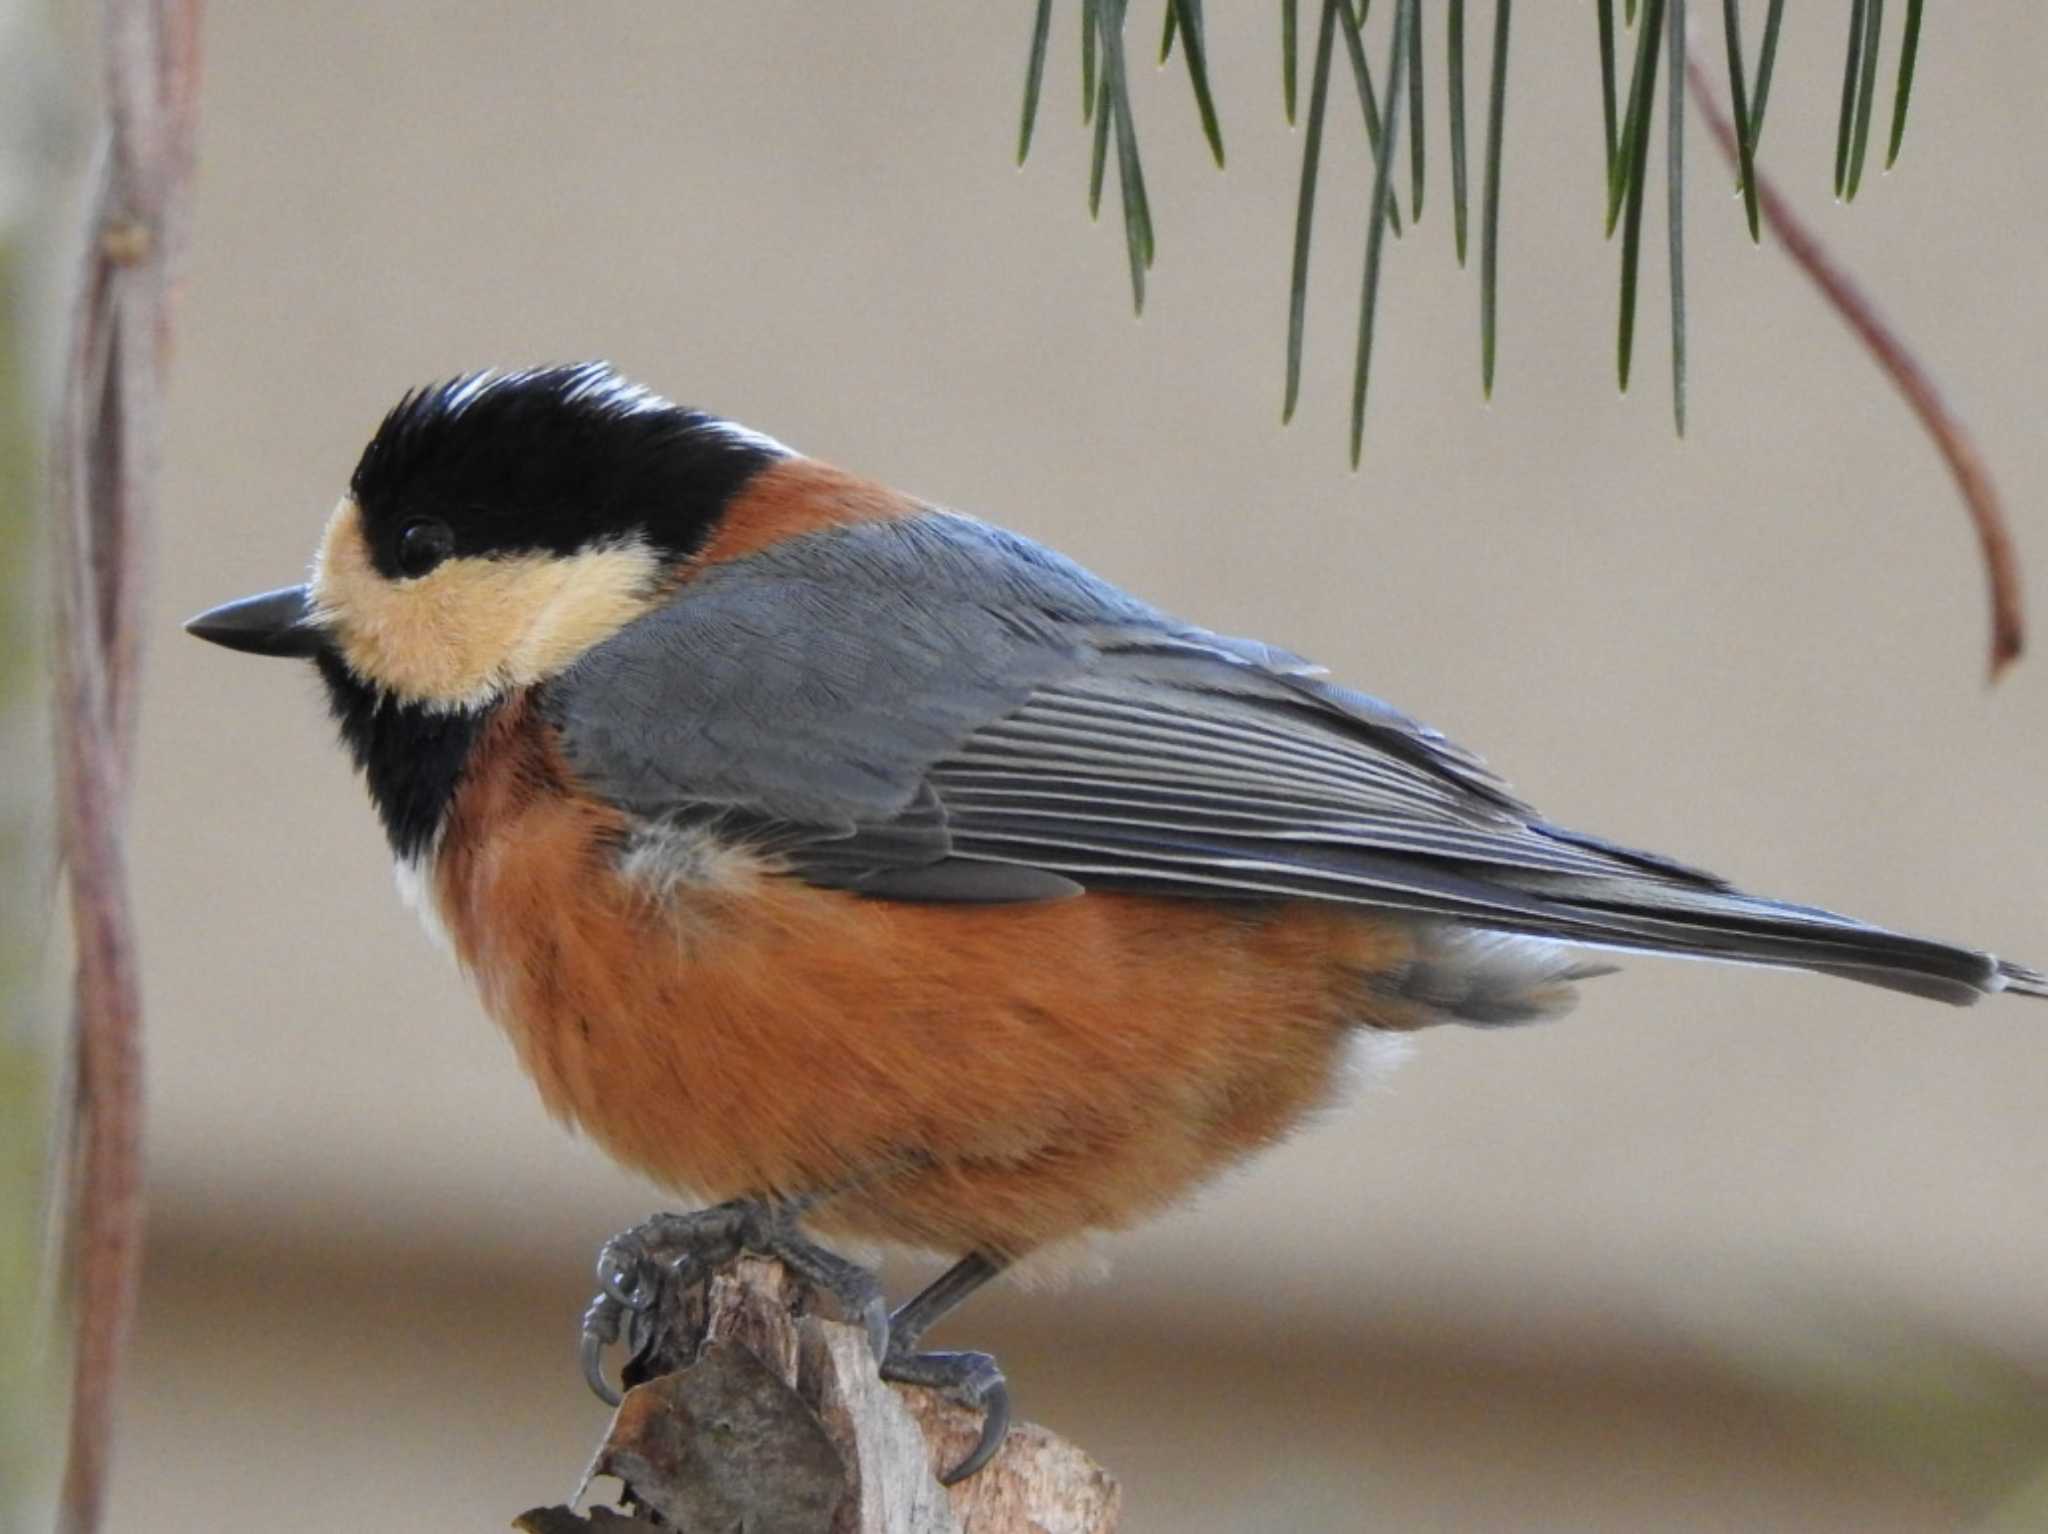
[517,1257,1121,1534]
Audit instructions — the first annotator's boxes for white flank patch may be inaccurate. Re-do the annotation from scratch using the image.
[394,855,454,956]
[616,820,771,904]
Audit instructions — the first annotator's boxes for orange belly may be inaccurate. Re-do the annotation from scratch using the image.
[432,704,1421,1257]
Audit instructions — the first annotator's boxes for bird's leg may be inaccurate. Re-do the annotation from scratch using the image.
[579,1197,888,1405]
[880,1251,1012,1484]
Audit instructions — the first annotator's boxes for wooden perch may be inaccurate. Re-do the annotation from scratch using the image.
[517,1257,1121,1534]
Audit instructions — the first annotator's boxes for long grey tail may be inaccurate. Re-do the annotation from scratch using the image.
[1486,828,2046,1007]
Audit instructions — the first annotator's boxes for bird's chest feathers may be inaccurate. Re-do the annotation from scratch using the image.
[420,702,773,1137]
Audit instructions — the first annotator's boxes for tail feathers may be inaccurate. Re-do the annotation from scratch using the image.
[1998,960,2048,999]
[1504,871,2040,1008]
[1399,921,2046,1023]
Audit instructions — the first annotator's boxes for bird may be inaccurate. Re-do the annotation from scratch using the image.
[187,362,2044,1482]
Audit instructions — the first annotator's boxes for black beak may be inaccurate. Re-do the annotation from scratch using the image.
[183,585,329,659]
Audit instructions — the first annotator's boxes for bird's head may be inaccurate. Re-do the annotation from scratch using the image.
[185,362,786,712]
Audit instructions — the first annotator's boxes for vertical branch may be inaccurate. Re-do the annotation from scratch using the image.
[53,3,205,1531]
[0,14,70,1504]
[0,312,44,1515]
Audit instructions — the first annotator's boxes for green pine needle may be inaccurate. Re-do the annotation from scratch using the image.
[1887,0,1924,168]
[1018,0,1054,164]
[1083,0,1100,122]
[1667,0,1686,435]
[1609,0,1662,236]
[1089,70,1112,214]
[1748,0,1785,150]
[1338,0,1404,237]
[1720,0,1759,241]
[1407,0,1426,221]
[1449,0,1469,266]
[1284,0,1300,122]
[1481,0,1511,396]
[1286,0,1343,422]
[1171,0,1227,166]
[1352,0,1414,463]
[1617,0,1664,391]
[1161,0,1179,62]
[1835,0,1867,197]
[1844,0,1885,200]
[1596,0,1619,191]
[1099,0,1156,313]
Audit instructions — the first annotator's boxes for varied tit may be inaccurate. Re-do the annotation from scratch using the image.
[187,362,2045,1482]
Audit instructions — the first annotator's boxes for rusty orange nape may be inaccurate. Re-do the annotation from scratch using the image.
[692,457,922,568]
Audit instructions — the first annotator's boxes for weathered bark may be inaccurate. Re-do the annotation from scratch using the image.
[520,1257,1121,1534]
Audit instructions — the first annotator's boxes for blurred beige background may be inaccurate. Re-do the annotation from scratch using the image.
[69,2,2048,1529]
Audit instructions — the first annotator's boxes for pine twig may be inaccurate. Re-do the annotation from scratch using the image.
[54,3,205,1530]
[1685,45,2023,680]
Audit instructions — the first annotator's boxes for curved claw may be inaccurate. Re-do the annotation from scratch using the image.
[881,1347,1011,1485]
[580,1293,625,1407]
[938,1372,1011,1486]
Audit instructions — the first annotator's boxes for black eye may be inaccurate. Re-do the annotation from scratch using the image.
[396,517,454,578]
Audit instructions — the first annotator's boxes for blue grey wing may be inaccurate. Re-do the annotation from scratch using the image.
[542,512,1162,899]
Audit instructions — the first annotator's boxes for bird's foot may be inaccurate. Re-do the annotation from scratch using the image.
[579,1199,889,1405]
[581,1210,1009,1484]
[879,1251,1012,1482]
[879,1344,1011,1485]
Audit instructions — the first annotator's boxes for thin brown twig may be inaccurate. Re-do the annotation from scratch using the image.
[54,3,204,1531]
[1684,44,2024,682]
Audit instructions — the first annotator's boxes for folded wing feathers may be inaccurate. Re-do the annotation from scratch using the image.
[931,639,2032,1006]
